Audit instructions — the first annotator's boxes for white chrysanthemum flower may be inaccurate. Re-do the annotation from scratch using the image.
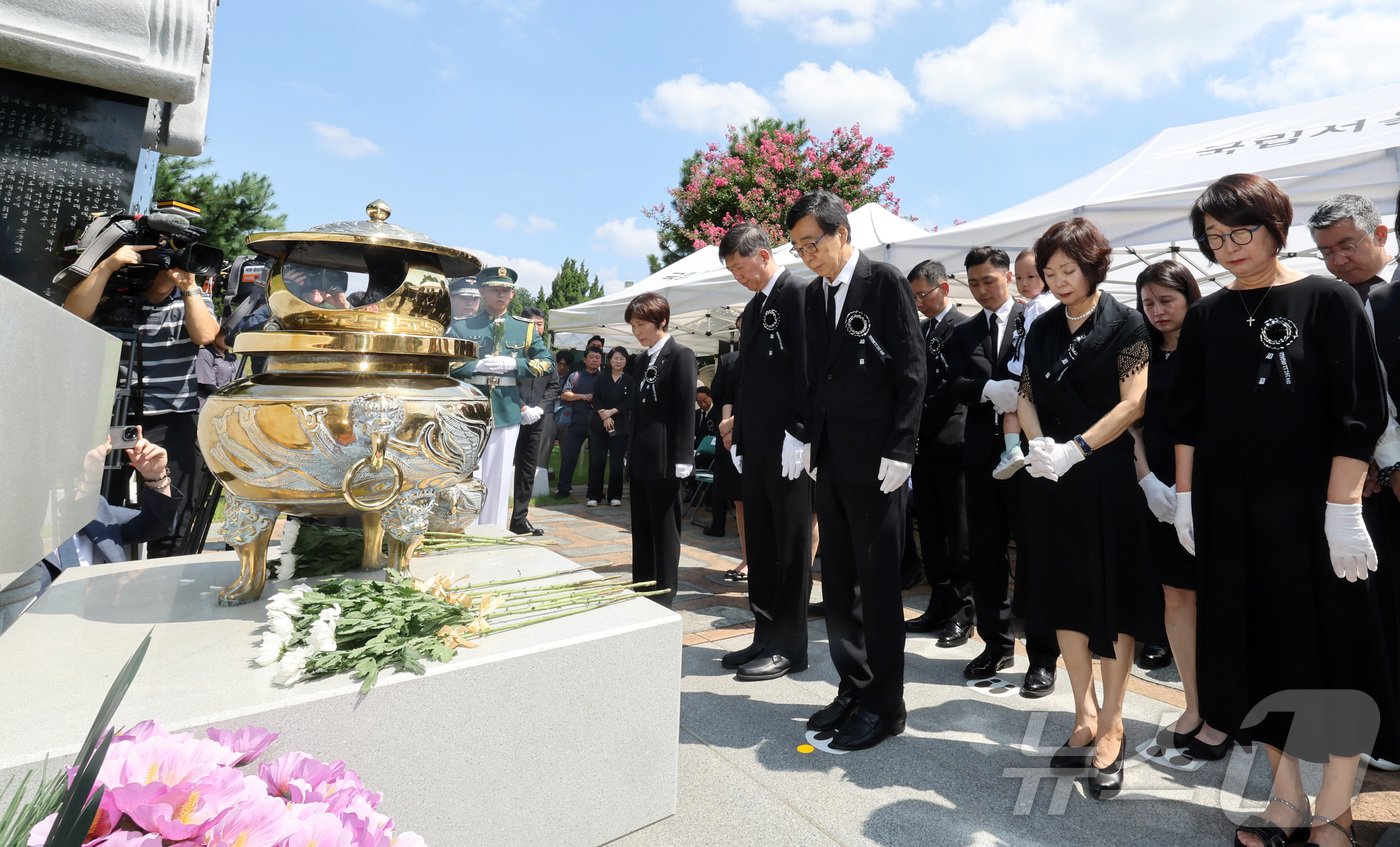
[274,552,297,582]
[308,618,338,653]
[318,604,342,623]
[254,631,284,666]
[280,518,301,555]
[272,646,312,686]
[267,610,295,640]
[288,584,312,597]
[265,592,300,615]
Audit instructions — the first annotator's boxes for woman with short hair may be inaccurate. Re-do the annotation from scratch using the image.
[1014,216,1158,800]
[587,346,635,507]
[1171,173,1397,847]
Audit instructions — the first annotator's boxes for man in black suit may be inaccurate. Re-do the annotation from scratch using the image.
[903,260,974,647]
[946,246,1058,698]
[511,308,559,536]
[788,191,925,750]
[716,223,813,682]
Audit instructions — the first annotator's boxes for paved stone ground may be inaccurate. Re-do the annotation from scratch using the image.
[522,495,1400,846]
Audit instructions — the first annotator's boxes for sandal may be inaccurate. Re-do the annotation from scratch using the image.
[1304,813,1358,847]
[1234,795,1310,847]
[722,569,747,582]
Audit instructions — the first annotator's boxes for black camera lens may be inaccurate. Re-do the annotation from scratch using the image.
[123,426,139,441]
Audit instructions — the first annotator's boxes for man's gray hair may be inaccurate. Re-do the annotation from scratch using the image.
[1308,194,1382,233]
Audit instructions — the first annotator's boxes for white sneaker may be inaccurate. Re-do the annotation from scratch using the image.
[586,499,599,507]
[609,499,622,506]
[992,447,1026,480]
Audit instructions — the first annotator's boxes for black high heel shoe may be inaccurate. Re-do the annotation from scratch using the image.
[1155,720,1202,750]
[1186,733,1230,761]
[1232,795,1309,847]
[1050,731,1095,774]
[1087,736,1126,800]
[1304,813,1358,847]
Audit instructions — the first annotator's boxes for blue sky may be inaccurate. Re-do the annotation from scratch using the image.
[201,0,1400,297]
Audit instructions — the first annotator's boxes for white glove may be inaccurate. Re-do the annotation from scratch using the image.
[877,457,912,494]
[674,463,694,479]
[1173,491,1195,556]
[729,445,743,474]
[781,433,805,480]
[473,354,517,375]
[520,405,543,426]
[982,379,1021,414]
[1324,501,1377,582]
[802,444,816,481]
[1025,437,1084,482]
[1138,473,1176,523]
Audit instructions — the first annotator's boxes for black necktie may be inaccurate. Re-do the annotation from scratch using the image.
[988,311,999,353]
[826,283,840,342]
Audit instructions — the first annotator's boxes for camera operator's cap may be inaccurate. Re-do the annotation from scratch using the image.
[477,266,518,288]
[448,276,481,296]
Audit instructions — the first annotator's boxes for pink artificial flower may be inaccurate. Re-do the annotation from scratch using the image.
[115,720,174,743]
[24,813,53,846]
[207,726,279,766]
[278,811,356,847]
[392,833,427,847]
[99,734,238,789]
[201,793,295,847]
[112,767,246,841]
[259,752,355,804]
[87,833,165,846]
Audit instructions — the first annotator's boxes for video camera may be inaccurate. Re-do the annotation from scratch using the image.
[53,210,224,294]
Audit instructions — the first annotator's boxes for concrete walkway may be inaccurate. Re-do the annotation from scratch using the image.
[523,496,1400,847]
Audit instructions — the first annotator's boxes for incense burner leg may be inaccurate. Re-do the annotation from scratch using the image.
[361,510,387,571]
[218,496,280,606]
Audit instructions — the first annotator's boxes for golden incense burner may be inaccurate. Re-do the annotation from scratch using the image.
[197,201,492,605]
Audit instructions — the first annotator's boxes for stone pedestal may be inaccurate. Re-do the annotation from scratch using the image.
[0,544,680,846]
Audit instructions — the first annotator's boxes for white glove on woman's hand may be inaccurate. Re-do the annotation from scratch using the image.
[1026,437,1084,481]
[877,457,912,494]
[674,463,694,479]
[781,433,805,480]
[1138,473,1177,523]
[1324,501,1377,582]
[520,405,544,426]
[1173,491,1196,556]
[729,445,743,474]
[473,354,517,375]
[982,379,1021,414]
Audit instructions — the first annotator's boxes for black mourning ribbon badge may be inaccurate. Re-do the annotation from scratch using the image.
[761,307,784,354]
[1256,316,1298,391]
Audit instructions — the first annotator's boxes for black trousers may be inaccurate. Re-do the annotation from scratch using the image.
[741,456,812,659]
[137,411,202,556]
[630,476,682,608]
[587,427,627,501]
[912,451,972,624]
[556,424,588,496]
[813,446,907,717]
[511,420,544,527]
[964,466,1058,666]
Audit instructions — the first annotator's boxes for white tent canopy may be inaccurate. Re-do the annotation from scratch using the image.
[888,83,1400,278]
[549,203,931,356]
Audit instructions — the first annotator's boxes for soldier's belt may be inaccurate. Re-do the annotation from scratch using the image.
[466,375,517,387]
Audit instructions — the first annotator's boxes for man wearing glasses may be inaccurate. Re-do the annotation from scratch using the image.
[787,190,925,751]
[1308,194,1396,298]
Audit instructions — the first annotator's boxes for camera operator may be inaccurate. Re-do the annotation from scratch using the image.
[62,243,218,556]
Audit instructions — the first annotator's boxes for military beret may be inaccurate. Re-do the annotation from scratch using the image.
[477,266,518,288]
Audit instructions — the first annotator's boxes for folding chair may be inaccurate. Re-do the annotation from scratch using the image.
[683,435,716,523]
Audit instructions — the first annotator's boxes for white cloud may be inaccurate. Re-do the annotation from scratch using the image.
[601,278,630,295]
[308,121,381,158]
[465,249,555,294]
[639,74,773,133]
[525,214,556,233]
[777,62,916,135]
[595,218,659,258]
[493,213,519,231]
[733,0,919,45]
[365,0,423,14]
[914,0,1319,128]
[1207,8,1400,105]
[493,212,554,234]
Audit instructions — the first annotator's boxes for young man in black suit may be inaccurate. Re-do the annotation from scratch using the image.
[787,191,926,750]
[904,260,974,647]
[946,246,1058,697]
[717,223,813,682]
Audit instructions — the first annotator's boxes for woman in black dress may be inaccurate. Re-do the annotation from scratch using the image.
[588,346,635,506]
[1130,261,1218,756]
[1015,217,1156,800]
[1170,173,1395,847]
[625,292,697,608]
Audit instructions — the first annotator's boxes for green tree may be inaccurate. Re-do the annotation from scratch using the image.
[541,258,603,313]
[644,118,901,265]
[154,156,287,260]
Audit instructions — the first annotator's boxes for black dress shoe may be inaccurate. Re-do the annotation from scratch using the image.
[508,520,544,536]
[1186,734,1231,761]
[807,694,858,731]
[736,653,807,682]
[963,650,1013,680]
[1050,737,1094,774]
[830,703,907,751]
[904,610,944,634]
[720,641,765,669]
[1088,736,1127,800]
[1137,643,1172,670]
[1155,720,1201,750]
[935,621,972,648]
[807,601,825,618]
[1020,665,1056,698]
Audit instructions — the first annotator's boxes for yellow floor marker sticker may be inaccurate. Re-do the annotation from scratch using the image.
[797,744,815,754]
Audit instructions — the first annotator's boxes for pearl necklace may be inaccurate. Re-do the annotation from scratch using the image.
[1066,295,1099,322]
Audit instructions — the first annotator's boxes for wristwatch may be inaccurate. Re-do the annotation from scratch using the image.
[1072,434,1094,456]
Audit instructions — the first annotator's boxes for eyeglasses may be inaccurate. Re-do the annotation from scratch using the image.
[793,233,831,259]
[1317,231,1373,260]
[913,288,939,301]
[1204,224,1263,251]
